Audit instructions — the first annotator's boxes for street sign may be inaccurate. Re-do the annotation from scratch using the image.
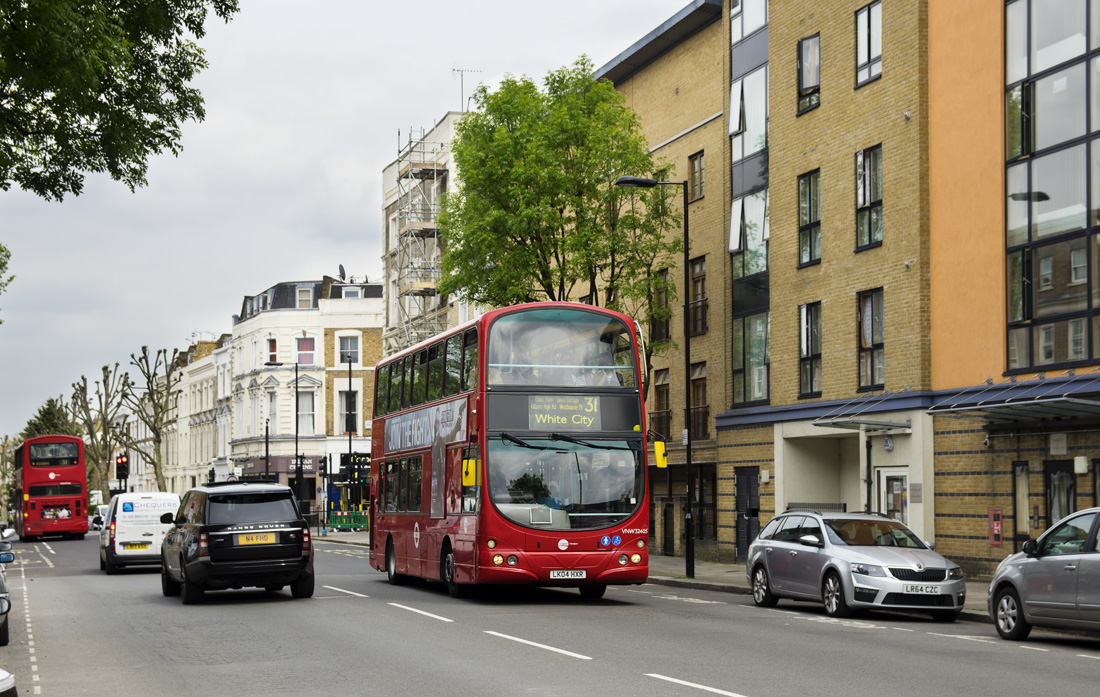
[227,475,238,482]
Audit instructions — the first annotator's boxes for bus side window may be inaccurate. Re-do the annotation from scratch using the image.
[407,455,423,513]
[398,457,409,511]
[384,460,398,513]
[401,355,412,409]
[411,351,427,407]
[388,359,402,414]
[462,328,478,391]
[444,334,462,397]
[375,363,389,417]
[427,342,444,402]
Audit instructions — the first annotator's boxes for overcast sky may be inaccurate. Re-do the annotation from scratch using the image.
[0,0,687,437]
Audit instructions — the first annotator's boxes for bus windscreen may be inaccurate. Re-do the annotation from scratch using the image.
[29,441,81,466]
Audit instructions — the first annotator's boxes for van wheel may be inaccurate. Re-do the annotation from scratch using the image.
[99,553,106,571]
[386,540,404,586]
[180,561,204,605]
[161,559,181,597]
[105,555,119,575]
[291,573,315,599]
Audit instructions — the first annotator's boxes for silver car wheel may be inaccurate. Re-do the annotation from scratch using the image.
[752,568,766,603]
[822,572,850,617]
[997,593,1018,634]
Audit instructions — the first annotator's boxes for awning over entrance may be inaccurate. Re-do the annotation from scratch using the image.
[926,369,1100,426]
[813,388,914,432]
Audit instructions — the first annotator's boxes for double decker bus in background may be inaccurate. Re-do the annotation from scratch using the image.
[13,434,89,541]
[369,302,664,599]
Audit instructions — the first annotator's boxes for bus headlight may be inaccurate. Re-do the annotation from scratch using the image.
[507,555,518,567]
[492,554,504,566]
[631,553,642,564]
[618,554,629,566]
[487,539,497,549]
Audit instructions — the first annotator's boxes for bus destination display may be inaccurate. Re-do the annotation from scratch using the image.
[528,395,601,431]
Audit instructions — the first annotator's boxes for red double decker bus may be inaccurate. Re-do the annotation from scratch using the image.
[368,302,664,598]
[13,435,89,541]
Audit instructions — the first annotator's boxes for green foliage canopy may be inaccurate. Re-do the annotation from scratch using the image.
[21,395,79,440]
[0,0,239,201]
[439,57,682,345]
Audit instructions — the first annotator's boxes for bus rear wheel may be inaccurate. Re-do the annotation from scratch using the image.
[442,548,467,599]
[579,584,607,600]
[386,540,405,586]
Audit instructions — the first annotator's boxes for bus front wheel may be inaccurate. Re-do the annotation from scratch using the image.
[579,584,607,600]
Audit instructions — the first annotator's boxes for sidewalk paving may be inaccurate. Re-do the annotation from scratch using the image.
[317,527,991,623]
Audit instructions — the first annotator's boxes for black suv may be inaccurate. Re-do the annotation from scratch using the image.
[160,482,314,604]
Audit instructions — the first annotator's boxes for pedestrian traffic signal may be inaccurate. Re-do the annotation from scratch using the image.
[115,453,129,480]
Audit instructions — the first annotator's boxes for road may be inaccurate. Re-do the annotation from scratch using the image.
[1,536,1098,696]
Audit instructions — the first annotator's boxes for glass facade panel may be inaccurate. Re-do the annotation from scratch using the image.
[1091,57,1100,132]
[1008,327,1030,369]
[1034,318,1087,364]
[1031,0,1086,74]
[1007,0,1028,85]
[1034,63,1086,150]
[1033,237,1089,316]
[732,66,768,162]
[1007,163,1030,246]
[1032,144,1087,239]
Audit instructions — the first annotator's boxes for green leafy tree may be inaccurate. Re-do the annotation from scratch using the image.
[119,346,180,492]
[0,0,240,201]
[71,364,130,502]
[439,58,682,389]
[0,242,12,324]
[20,396,79,440]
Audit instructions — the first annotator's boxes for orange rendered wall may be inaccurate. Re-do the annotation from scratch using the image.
[929,1,1007,390]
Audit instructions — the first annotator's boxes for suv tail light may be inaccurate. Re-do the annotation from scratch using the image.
[301,527,311,556]
[199,532,209,557]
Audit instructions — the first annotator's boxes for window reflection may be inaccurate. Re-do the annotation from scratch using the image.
[1032,145,1086,239]
[1034,64,1086,150]
[1030,0,1085,74]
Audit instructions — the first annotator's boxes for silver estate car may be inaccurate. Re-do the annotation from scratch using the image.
[988,506,1100,640]
[746,511,967,621]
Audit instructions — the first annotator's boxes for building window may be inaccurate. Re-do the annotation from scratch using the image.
[798,35,821,113]
[800,302,822,396]
[856,1,882,86]
[798,169,821,265]
[733,312,769,404]
[651,270,671,343]
[297,390,315,435]
[339,390,358,435]
[651,369,671,440]
[267,338,277,364]
[339,335,359,364]
[689,257,708,336]
[730,189,769,278]
[730,0,768,45]
[730,65,768,163]
[858,289,884,390]
[296,337,314,365]
[856,145,883,249]
[689,363,708,440]
[689,151,705,200]
[343,286,361,299]
[297,287,312,309]
[267,391,278,435]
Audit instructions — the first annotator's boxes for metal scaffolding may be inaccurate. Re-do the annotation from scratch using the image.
[394,127,449,349]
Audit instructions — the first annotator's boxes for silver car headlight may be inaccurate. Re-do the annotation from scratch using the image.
[851,563,886,577]
[947,567,964,580]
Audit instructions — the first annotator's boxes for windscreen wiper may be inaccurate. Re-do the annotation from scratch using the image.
[499,433,555,450]
[549,433,635,451]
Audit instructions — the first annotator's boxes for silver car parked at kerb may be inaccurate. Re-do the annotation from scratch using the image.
[746,511,967,622]
[988,506,1100,640]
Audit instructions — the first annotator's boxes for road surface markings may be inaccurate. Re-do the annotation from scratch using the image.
[893,627,915,632]
[31,548,54,569]
[645,674,749,696]
[1018,645,1048,652]
[484,631,591,660]
[1077,654,1100,660]
[323,585,369,598]
[388,603,453,622]
[927,632,996,644]
[651,593,727,605]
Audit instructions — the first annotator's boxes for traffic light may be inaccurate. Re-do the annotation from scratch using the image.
[115,452,130,480]
[319,455,328,477]
[208,467,216,483]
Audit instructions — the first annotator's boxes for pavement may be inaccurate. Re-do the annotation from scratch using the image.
[316,527,992,623]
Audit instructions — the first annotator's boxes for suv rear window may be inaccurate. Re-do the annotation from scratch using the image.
[207,492,298,525]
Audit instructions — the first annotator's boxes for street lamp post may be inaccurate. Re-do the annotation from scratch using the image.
[265,360,303,507]
[264,417,270,481]
[615,175,694,579]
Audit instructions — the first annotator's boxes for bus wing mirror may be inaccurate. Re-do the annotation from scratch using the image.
[462,459,481,487]
[653,441,667,469]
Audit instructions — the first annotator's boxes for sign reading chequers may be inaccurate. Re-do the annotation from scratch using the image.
[528,395,602,431]
[384,401,468,454]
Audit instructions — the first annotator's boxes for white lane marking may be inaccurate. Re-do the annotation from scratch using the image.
[484,631,591,660]
[40,543,55,555]
[651,593,727,605]
[323,585,369,598]
[33,548,53,568]
[388,603,453,623]
[646,674,750,696]
[893,627,915,632]
[928,632,996,644]
[1018,645,1048,652]
[1077,654,1100,660]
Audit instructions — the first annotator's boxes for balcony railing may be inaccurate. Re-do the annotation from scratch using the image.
[649,410,671,441]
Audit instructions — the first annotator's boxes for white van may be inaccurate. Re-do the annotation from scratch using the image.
[98,492,181,574]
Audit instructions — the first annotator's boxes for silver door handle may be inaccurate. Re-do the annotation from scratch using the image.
[765,548,772,554]
[1064,565,1077,571]
[789,551,798,557]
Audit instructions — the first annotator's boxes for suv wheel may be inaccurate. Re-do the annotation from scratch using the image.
[180,560,204,605]
[822,571,851,618]
[752,565,779,607]
[291,573,315,599]
[994,586,1031,640]
[161,556,181,597]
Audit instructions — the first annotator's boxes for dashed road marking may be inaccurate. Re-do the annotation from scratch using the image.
[485,631,591,660]
[645,674,749,696]
[323,585,369,598]
[388,603,453,623]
